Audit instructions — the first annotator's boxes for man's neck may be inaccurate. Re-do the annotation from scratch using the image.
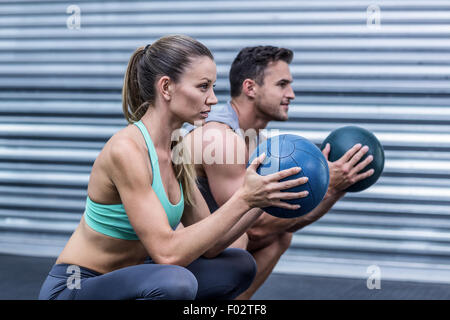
[229,96,269,133]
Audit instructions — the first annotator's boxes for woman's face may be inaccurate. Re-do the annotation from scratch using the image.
[169,56,218,125]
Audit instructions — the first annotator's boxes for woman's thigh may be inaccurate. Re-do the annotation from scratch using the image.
[40,263,198,300]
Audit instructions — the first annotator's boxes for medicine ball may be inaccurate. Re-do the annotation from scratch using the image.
[248,134,329,218]
[321,126,385,192]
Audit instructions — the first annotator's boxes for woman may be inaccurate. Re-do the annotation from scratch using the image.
[38,35,308,300]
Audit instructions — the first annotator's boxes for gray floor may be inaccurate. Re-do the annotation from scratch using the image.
[1,253,449,300]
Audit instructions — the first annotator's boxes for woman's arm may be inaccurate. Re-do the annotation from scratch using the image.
[181,125,308,257]
[109,137,304,267]
[181,183,264,258]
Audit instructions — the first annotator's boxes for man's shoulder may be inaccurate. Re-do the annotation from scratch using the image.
[182,117,235,136]
[185,120,238,135]
[184,121,247,167]
[187,122,243,148]
[204,120,234,131]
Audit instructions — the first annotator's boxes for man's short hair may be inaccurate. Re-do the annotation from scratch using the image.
[229,46,294,97]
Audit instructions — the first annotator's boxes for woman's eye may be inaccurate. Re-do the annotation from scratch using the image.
[199,83,215,91]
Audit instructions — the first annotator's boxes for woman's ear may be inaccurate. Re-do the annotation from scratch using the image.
[242,78,256,98]
[157,76,172,101]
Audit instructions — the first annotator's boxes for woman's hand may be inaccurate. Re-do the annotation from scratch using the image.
[240,153,309,210]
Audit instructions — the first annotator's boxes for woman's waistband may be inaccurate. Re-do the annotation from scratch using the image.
[49,263,103,278]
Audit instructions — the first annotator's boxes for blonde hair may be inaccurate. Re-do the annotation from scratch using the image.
[122,35,213,207]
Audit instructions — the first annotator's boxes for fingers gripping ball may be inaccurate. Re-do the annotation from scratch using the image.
[248,134,330,218]
[321,126,385,192]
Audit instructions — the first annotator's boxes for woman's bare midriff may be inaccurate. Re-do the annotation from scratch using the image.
[56,217,148,274]
[56,125,152,274]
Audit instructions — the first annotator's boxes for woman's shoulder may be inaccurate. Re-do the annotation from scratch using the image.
[87,125,151,204]
[106,124,145,152]
[98,125,151,177]
[105,126,147,162]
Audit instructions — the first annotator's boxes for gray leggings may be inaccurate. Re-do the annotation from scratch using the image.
[38,248,256,300]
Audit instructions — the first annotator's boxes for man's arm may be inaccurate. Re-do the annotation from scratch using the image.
[249,142,375,238]
[183,122,307,256]
[184,122,263,252]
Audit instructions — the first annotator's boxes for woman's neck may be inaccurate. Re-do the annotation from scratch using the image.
[140,105,182,153]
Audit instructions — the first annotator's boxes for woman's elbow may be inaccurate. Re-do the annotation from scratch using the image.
[147,247,186,266]
[153,254,188,267]
[202,250,220,259]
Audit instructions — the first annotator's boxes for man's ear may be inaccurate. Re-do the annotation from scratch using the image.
[157,76,172,101]
[242,79,257,98]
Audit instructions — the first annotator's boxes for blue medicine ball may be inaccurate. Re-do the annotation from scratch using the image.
[248,134,330,218]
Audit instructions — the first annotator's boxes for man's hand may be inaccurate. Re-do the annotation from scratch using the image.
[322,143,375,198]
[283,143,376,233]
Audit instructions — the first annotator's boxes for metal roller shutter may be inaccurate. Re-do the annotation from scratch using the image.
[1,0,449,283]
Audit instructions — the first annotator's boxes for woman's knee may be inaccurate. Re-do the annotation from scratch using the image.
[223,248,257,287]
[143,265,198,300]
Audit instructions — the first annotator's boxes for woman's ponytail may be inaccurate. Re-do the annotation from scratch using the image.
[122,46,148,124]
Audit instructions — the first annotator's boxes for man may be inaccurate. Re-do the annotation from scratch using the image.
[183,46,374,299]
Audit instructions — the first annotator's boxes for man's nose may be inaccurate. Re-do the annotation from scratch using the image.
[286,84,295,100]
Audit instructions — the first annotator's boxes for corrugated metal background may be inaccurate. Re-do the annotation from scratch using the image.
[1,0,450,283]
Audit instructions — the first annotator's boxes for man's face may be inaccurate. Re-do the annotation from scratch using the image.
[254,60,295,122]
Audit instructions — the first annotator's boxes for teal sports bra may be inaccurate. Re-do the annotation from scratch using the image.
[84,120,184,240]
